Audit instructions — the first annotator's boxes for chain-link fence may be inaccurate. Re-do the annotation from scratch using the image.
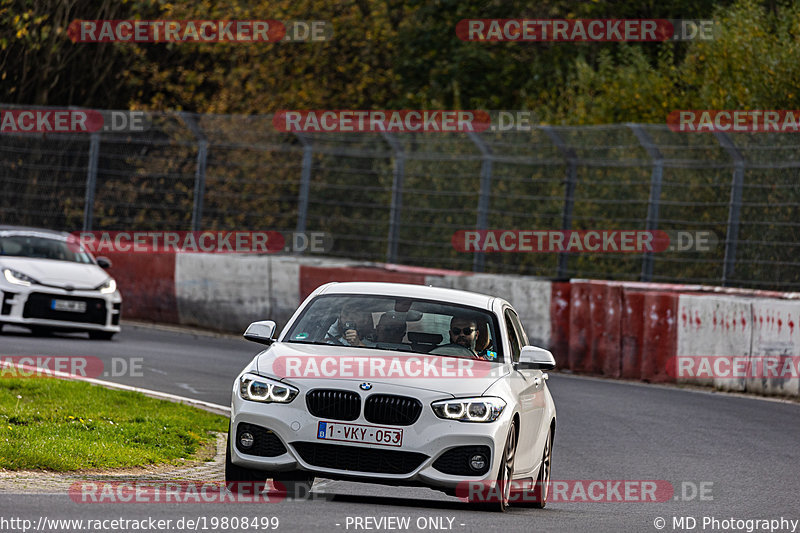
[2,105,800,290]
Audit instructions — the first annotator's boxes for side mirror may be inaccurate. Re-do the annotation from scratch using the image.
[244,320,277,345]
[517,346,556,371]
[96,257,112,269]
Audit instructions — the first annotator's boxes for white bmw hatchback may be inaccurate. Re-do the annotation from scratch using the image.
[0,226,121,339]
[227,282,556,511]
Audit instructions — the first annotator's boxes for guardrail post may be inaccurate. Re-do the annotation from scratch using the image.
[181,113,208,231]
[294,132,313,235]
[714,131,745,286]
[628,124,664,282]
[82,132,100,232]
[467,132,493,273]
[381,132,405,264]
[542,126,577,279]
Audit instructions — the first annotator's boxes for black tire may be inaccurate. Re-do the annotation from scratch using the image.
[30,326,52,337]
[89,331,115,340]
[225,433,267,494]
[272,471,315,500]
[481,420,517,512]
[522,427,553,509]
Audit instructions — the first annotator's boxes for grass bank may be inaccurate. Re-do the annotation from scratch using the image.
[0,378,228,471]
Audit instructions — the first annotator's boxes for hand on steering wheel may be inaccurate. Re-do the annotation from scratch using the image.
[430,343,478,358]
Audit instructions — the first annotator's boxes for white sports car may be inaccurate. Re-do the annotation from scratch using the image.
[0,226,121,339]
[227,282,556,511]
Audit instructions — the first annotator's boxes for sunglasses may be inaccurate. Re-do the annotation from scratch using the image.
[451,327,476,335]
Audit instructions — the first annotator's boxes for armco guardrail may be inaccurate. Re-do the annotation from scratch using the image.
[106,252,800,397]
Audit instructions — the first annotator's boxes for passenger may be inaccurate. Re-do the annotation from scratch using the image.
[474,318,497,360]
[325,304,375,347]
[375,312,407,344]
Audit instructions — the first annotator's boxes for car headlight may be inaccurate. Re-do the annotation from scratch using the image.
[432,397,506,423]
[239,373,299,403]
[3,268,39,287]
[98,278,117,294]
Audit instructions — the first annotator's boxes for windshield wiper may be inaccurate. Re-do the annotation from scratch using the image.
[285,340,332,346]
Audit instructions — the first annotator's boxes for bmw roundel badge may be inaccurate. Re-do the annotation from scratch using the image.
[360,383,372,391]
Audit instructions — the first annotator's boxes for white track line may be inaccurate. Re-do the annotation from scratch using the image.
[2,362,230,416]
[552,371,800,406]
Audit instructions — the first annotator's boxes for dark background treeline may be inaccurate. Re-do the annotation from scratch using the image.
[2,0,798,122]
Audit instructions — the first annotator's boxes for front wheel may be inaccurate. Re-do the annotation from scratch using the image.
[30,326,52,337]
[89,331,115,340]
[225,434,267,494]
[515,427,552,509]
[481,420,516,512]
[272,471,315,500]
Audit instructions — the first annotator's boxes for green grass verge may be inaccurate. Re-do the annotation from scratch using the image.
[0,378,228,471]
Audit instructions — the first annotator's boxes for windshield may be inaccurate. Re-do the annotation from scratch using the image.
[0,233,95,264]
[284,294,503,362]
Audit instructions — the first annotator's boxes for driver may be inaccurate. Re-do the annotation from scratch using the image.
[446,315,480,356]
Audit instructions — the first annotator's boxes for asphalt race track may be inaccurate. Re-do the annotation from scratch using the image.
[1,323,799,533]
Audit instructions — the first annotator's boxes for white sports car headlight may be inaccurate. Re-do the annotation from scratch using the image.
[239,373,299,403]
[3,268,39,287]
[97,278,117,294]
[431,397,506,423]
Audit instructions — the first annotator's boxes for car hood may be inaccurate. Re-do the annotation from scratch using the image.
[0,257,108,290]
[255,342,511,397]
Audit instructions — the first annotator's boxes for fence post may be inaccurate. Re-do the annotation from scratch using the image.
[467,132,493,273]
[381,132,405,264]
[82,132,100,232]
[181,113,208,231]
[714,131,745,286]
[294,132,313,235]
[542,126,577,279]
[628,123,664,282]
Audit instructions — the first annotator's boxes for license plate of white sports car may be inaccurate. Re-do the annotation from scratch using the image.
[51,299,86,313]
[317,421,403,447]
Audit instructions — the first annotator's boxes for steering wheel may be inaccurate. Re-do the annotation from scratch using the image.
[429,343,479,358]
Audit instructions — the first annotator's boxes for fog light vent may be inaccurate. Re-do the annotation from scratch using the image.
[235,422,287,457]
[432,445,492,476]
[469,454,487,471]
[239,432,254,448]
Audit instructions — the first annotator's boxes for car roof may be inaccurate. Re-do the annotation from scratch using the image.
[0,225,72,238]
[317,281,496,310]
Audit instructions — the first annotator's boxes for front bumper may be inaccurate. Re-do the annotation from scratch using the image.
[229,380,512,490]
[0,284,121,332]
